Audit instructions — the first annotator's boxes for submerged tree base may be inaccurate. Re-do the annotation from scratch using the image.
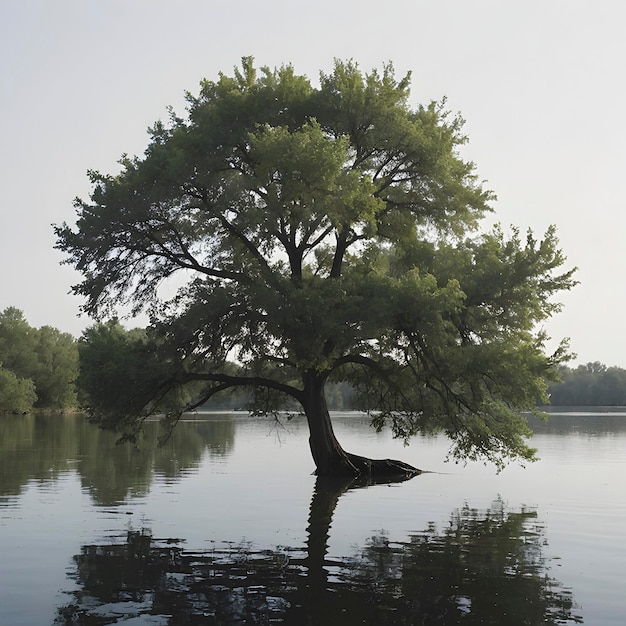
[314,451,422,482]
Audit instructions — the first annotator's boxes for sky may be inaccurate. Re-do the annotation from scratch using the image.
[1,0,625,367]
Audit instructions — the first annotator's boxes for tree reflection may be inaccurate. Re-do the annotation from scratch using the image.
[342,499,582,625]
[55,478,582,625]
[527,411,626,436]
[0,413,235,505]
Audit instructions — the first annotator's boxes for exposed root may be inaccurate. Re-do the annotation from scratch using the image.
[346,453,422,481]
[314,452,421,483]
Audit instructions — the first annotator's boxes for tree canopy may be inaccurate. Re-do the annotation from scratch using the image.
[55,58,576,475]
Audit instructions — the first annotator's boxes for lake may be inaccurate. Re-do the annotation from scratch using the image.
[0,409,624,625]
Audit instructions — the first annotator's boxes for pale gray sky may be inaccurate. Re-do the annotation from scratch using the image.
[2,0,625,366]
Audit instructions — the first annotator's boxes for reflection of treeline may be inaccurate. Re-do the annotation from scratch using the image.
[0,413,235,505]
[547,362,626,406]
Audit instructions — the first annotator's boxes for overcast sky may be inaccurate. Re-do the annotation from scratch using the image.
[2,0,625,366]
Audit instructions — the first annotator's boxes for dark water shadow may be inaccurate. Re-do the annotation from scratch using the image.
[54,474,582,625]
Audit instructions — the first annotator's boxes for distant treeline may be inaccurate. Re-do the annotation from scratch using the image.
[210,364,626,410]
[0,312,359,415]
[0,307,78,412]
[2,308,625,413]
[546,362,626,406]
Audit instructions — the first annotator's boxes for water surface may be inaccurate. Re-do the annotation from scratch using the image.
[1,410,624,624]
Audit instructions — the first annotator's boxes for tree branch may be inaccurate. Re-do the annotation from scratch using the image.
[178,372,303,403]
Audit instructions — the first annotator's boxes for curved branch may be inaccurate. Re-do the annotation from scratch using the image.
[333,353,421,416]
[156,382,235,446]
[127,238,242,280]
[181,186,278,284]
[178,372,303,403]
[332,353,387,373]
[213,213,274,275]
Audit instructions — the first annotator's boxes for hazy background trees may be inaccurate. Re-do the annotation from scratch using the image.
[546,362,626,406]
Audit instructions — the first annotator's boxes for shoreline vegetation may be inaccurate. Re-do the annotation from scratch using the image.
[0,406,85,416]
[3,307,626,416]
[0,307,78,414]
[5,403,626,418]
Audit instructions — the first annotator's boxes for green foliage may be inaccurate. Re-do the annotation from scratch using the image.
[32,326,79,407]
[55,59,577,468]
[0,307,79,411]
[548,362,626,405]
[78,319,228,442]
[0,307,38,376]
[0,366,37,413]
[78,320,170,441]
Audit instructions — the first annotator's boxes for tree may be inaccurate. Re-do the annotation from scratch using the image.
[76,320,196,436]
[0,308,79,411]
[32,326,79,408]
[0,307,39,378]
[0,366,37,413]
[54,59,576,477]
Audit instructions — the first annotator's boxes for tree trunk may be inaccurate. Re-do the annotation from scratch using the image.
[301,371,421,480]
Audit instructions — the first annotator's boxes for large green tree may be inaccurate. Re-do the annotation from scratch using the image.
[55,59,576,477]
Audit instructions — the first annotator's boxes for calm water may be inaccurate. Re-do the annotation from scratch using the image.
[0,409,625,625]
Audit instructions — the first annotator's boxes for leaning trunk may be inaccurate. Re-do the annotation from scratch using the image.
[301,371,356,475]
[301,371,421,480]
